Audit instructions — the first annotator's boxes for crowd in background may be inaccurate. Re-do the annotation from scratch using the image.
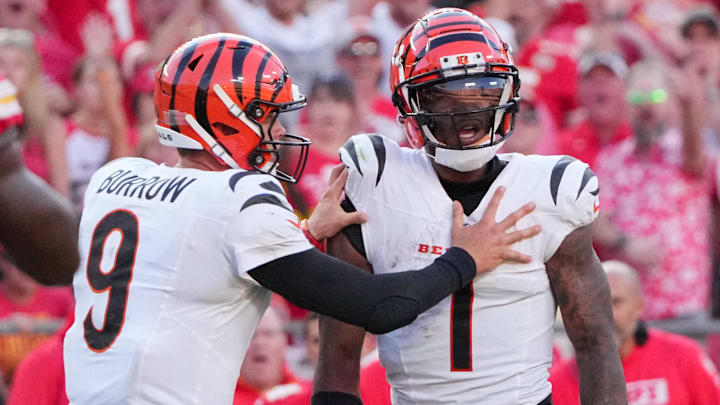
[1,0,720,403]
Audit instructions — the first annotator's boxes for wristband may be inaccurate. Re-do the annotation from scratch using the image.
[301,219,326,252]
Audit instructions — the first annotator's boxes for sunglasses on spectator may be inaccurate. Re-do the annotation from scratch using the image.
[626,88,668,105]
[343,41,379,57]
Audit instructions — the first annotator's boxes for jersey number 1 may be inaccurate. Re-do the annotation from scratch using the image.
[83,210,138,353]
[450,283,473,371]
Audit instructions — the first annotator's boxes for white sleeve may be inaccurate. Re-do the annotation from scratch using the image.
[225,178,312,276]
[544,156,600,261]
[338,134,388,209]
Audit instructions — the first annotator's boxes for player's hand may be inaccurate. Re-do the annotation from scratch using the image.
[450,186,541,274]
[306,164,368,240]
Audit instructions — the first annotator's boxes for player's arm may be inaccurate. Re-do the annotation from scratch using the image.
[312,231,373,405]
[248,239,475,336]
[248,187,539,335]
[0,132,79,285]
[545,225,627,405]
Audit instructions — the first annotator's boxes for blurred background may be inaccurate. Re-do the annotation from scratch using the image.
[0,0,719,403]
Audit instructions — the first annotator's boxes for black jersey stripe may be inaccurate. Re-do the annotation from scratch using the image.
[367,134,386,186]
[550,156,575,206]
[229,171,260,191]
[576,166,597,200]
[195,36,227,134]
[451,283,473,371]
[169,42,200,132]
[342,138,364,177]
[240,194,291,212]
[259,181,284,195]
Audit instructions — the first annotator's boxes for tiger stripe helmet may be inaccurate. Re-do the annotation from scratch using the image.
[390,8,520,150]
[154,33,310,183]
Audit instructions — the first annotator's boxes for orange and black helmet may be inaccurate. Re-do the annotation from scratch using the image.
[154,33,310,183]
[389,8,520,151]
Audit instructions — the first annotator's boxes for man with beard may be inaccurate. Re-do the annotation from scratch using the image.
[313,8,625,405]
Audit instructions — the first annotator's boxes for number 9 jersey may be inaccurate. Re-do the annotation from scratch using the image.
[63,157,311,405]
[339,134,599,405]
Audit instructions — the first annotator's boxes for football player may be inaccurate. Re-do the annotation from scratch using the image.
[314,9,626,405]
[63,33,541,405]
[0,74,79,285]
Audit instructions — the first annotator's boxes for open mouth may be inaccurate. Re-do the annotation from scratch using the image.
[456,123,488,146]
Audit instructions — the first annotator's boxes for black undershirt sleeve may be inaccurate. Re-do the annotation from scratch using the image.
[247,247,476,334]
[339,197,366,257]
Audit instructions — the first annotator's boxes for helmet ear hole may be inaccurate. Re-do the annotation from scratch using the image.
[249,151,266,166]
[211,122,239,135]
[247,102,266,120]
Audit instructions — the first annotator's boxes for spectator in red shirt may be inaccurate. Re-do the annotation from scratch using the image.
[555,51,631,169]
[233,305,310,405]
[7,315,72,405]
[592,59,714,319]
[550,260,720,405]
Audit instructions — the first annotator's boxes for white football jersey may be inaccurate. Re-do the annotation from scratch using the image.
[64,157,311,405]
[340,135,599,405]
